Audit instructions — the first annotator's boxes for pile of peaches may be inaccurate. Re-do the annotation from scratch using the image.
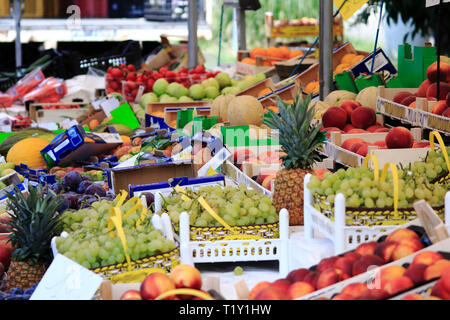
[120,264,211,300]
[393,61,450,117]
[249,228,447,300]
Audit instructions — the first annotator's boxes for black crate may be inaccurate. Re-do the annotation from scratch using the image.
[109,0,144,18]
[144,0,189,21]
[56,40,143,76]
[0,42,44,73]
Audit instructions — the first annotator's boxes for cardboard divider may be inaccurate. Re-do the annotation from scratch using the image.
[236,78,275,97]
[108,161,197,194]
[29,102,91,123]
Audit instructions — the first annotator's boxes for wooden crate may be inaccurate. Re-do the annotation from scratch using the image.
[236,50,277,76]
[29,102,91,123]
[377,86,450,135]
[236,78,275,98]
[323,129,432,169]
[145,100,210,116]
[259,82,299,107]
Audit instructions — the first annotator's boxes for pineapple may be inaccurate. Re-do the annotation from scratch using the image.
[265,94,326,225]
[4,185,63,290]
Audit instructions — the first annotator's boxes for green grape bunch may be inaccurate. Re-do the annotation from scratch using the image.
[55,198,176,269]
[157,184,279,227]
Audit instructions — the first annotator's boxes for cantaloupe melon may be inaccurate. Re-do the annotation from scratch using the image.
[6,138,49,168]
[356,86,378,111]
[211,94,235,122]
[227,95,264,126]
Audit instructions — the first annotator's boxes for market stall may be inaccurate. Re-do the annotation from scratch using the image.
[0,0,449,305]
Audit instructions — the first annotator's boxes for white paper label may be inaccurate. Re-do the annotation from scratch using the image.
[197,147,232,177]
[101,98,121,117]
[365,52,389,72]
[30,254,102,300]
[426,0,449,7]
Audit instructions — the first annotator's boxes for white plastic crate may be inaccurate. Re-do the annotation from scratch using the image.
[178,209,290,277]
[303,173,450,255]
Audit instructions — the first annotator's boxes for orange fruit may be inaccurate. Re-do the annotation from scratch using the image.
[120,135,131,144]
[290,50,303,59]
[242,58,256,65]
[265,105,279,113]
[351,55,365,65]
[341,53,356,65]
[250,47,267,59]
[258,88,273,97]
[304,81,319,95]
[266,47,284,59]
[279,46,291,59]
[334,63,351,74]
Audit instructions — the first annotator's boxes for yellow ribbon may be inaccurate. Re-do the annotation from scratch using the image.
[109,268,166,284]
[123,202,142,219]
[362,154,380,181]
[380,163,399,214]
[429,131,450,173]
[155,288,214,300]
[136,206,148,227]
[110,206,132,271]
[174,185,237,234]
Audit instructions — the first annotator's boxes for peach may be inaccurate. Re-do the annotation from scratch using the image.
[366,125,383,132]
[374,140,387,148]
[393,92,413,104]
[341,283,369,298]
[374,127,390,133]
[316,268,343,290]
[402,294,425,300]
[169,264,202,290]
[385,127,414,149]
[344,252,361,263]
[343,124,356,132]
[271,279,292,292]
[321,127,343,139]
[331,293,354,300]
[288,281,315,299]
[351,106,376,129]
[374,241,398,263]
[392,241,424,261]
[400,96,416,107]
[431,100,448,115]
[355,241,378,256]
[383,276,414,297]
[120,290,143,300]
[352,255,384,276]
[386,228,419,243]
[140,273,176,300]
[303,271,319,289]
[287,268,310,283]
[412,251,444,266]
[404,263,427,284]
[443,108,450,118]
[442,268,450,293]
[376,265,406,288]
[233,149,255,164]
[248,281,271,300]
[256,169,278,184]
[317,256,339,273]
[334,257,354,277]
[356,143,368,157]
[424,259,450,281]
[254,286,291,300]
[261,174,276,191]
[349,142,365,153]
[357,288,388,300]
[416,80,432,98]
[340,100,361,121]
[413,141,431,148]
[258,151,281,164]
[341,138,365,151]
[426,82,450,101]
[347,129,367,134]
[431,278,450,300]
[322,106,348,130]
[426,61,450,83]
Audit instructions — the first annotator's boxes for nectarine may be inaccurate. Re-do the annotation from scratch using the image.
[427,82,450,101]
[341,138,365,151]
[271,279,292,292]
[248,281,271,300]
[355,242,378,256]
[427,61,449,83]
[412,251,444,266]
[317,256,339,273]
[334,257,354,277]
[170,264,202,291]
[393,92,413,104]
[340,100,361,121]
[383,276,414,296]
[400,96,416,107]
[288,281,315,299]
[351,106,376,129]
[386,228,419,243]
[404,263,427,284]
[140,273,176,300]
[385,127,414,149]
[341,283,369,298]
[374,241,398,263]
[322,107,348,130]
[254,286,291,300]
[424,259,450,281]
[120,290,143,300]
[431,100,448,115]
[287,268,310,283]
[416,80,432,98]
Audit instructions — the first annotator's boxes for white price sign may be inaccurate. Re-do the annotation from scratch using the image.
[426,0,449,7]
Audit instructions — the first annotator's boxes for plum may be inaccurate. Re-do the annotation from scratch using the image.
[77,195,97,209]
[81,175,92,182]
[64,171,82,191]
[77,180,93,194]
[62,192,80,209]
[49,182,64,194]
[85,184,106,197]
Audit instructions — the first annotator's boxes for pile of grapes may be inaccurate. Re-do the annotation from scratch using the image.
[56,198,176,269]
[50,171,113,211]
[404,149,450,182]
[307,150,449,209]
[157,184,278,227]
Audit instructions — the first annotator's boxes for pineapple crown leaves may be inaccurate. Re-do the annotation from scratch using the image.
[265,93,326,170]
[5,184,64,264]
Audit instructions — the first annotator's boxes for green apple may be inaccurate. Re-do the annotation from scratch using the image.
[153,79,169,96]
[139,92,159,109]
[205,86,220,100]
[189,84,206,100]
[215,72,231,89]
[179,96,194,102]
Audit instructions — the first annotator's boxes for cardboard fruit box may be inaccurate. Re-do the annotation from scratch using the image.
[40,125,123,167]
[377,86,450,135]
[28,102,91,124]
[323,129,433,169]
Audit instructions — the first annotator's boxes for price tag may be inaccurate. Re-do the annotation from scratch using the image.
[197,147,231,177]
[30,254,103,300]
[101,98,121,117]
[426,0,449,7]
